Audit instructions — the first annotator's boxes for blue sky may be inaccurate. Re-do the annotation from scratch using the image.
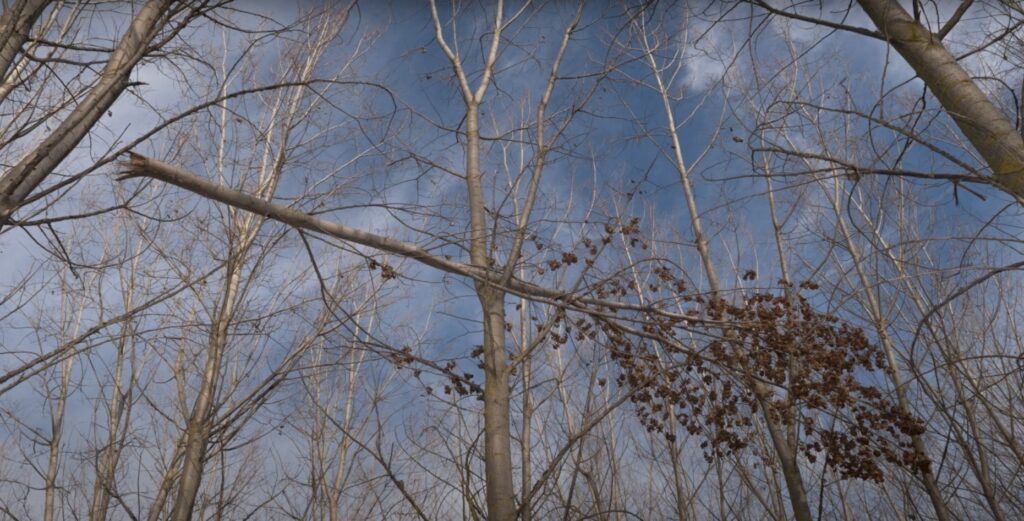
[2,1,1023,518]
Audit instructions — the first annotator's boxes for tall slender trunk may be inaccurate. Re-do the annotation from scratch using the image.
[617,225,691,520]
[761,151,808,520]
[552,344,601,519]
[169,293,235,521]
[863,200,1011,521]
[644,41,814,520]
[466,103,516,521]
[89,249,142,521]
[479,285,514,520]
[88,330,130,521]
[326,307,370,521]
[146,332,192,521]
[519,294,533,521]
[423,7,517,512]
[823,177,952,521]
[43,354,73,521]
[945,370,1006,521]
[167,26,331,514]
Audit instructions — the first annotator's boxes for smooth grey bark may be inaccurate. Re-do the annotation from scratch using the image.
[857,0,1024,200]
[478,283,515,521]
[424,5,517,514]
[643,37,814,520]
[168,297,234,521]
[827,191,954,521]
[465,94,516,521]
[0,0,49,83]
[0,0,174,227]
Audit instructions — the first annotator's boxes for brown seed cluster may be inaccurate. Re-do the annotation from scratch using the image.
[391,216,929,482]
[523,217,930,482]
[588,282,928,482]
[544,219,931,482]
[368,258,399,280]
[541,218,926,481]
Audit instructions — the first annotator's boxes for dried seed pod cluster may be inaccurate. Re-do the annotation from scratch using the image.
[393,215,929,483]
[575,219,928,482]
[593,280,928,482]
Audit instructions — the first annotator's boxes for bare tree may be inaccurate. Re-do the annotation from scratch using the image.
[5,2,1024,520]
[0,0,210,229]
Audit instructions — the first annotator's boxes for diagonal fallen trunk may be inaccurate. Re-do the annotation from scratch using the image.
[119,153,712,324]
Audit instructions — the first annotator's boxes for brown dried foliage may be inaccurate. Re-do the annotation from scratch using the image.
[555,219,927,482]
[596,279,928,482]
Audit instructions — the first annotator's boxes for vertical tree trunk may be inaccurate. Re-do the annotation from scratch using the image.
[466,103,516,521]
[823,176,953,521]
[478,285,514,521]
[43,355,73,521]
[761,146,814,521]
[618,227,692,520]
[88,331,130,521]
[760,415,812,521]
[643,40,815,520]
[519,295,533,521]
[169,303,233,521]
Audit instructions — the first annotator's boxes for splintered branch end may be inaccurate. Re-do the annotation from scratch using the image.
[116,152,154,182]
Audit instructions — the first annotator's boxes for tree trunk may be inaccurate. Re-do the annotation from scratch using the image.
[760,401,812,521]
[0,0,172,226]
[825,176,954,521]
[168,311,232,521]
[43,355,73,521]
[857,0,1024,199]
[647,44,815,521]
[88,331,130,521]
[0,0,49,83]
[519,295,533,521]
[478,285,515,521]
[466,102,516,521]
